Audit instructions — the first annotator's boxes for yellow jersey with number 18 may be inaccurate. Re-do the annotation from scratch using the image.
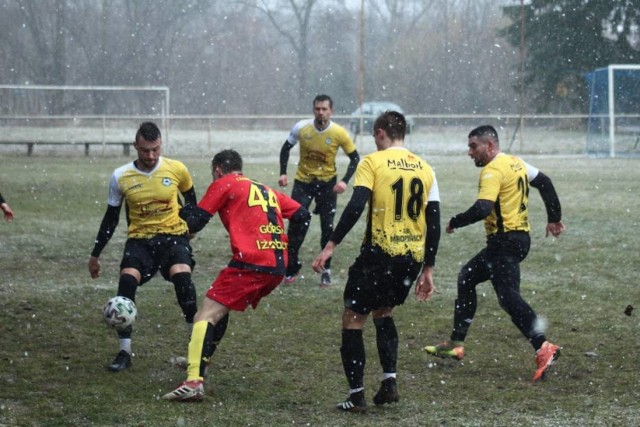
[107,157,193,238]
[477,153,531,235]
[354,146,439,262]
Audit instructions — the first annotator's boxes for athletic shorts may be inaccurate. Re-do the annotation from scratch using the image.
[344,247,422,315]
[291,176,337,216]
[120,234,195,285]
[206,266,283,311]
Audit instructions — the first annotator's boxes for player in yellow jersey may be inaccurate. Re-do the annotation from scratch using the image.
[88,122,199,372]
[278,94,360,287]
[424,125,566,382]
[312,111,441,412]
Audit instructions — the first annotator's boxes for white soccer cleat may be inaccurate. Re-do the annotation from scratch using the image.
[162,380,204,402]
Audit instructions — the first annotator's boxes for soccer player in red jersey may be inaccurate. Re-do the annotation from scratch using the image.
[163,149,310,402]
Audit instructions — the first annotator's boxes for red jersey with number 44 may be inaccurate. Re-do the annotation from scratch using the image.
[197,172,302,275]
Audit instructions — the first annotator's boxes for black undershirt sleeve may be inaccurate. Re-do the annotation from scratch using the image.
[423,201,441,267]
[0,193,5,204]
[449,199,493,230]
[279,141,294,176]
[340,150,361,184]
[179,205,213,234]
[286,205,312,256]
[529,172,562,223]
[181,186,197,207]
[91,204,122,257]
[330,186,371,245]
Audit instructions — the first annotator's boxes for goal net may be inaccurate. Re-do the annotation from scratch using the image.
[0,84,169,117]
[0,85,171,153]
[585,64,640,158]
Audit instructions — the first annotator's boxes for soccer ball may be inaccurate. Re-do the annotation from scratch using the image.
[102,296,137,331]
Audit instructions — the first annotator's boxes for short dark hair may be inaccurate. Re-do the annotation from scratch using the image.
[373,110,406,140]
[212,149,243,174]
[313,94,333,109]
[468,125,499,143]
[136,122,161,142]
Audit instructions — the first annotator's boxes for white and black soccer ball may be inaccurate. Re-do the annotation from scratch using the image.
[102,296,137,331]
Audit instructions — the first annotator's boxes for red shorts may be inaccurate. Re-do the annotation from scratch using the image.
[206,267,283,311]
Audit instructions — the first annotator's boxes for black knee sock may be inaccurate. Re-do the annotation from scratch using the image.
[340,329,365,390]
[374,317,398,373]
[171,272,197,323]
[205,313,229,358]
[117,273,138,302]
[116,274,139,339]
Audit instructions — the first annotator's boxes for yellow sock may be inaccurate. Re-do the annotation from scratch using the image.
[186,320,209,381]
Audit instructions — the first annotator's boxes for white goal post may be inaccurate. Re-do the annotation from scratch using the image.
[586,64,640,158]
[0,84,170,145]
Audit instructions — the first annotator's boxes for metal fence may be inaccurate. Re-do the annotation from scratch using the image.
[0,114,608,159]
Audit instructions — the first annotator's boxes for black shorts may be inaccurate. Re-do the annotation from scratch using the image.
[291,177,337,216]
[120,234,195,285]
[343,246,422,315]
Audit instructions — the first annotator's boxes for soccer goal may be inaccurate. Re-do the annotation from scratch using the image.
[0,84,171,153]
[0,84,169,117]
[585,64,640,158]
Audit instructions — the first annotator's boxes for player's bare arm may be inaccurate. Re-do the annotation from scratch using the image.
[545,221,566,237]
[332,181,347,194]
[312,241,336,272]
[415,266,435,302]
[88,256,101,278]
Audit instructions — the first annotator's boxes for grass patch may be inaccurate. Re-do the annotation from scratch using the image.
[0,155,639,426]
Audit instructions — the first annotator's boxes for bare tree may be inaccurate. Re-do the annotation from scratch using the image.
[243,0,328,103]
[0,0,520,116]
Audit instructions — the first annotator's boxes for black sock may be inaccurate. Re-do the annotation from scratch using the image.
[374,317,398,373]
[171,272,197,323]
[340,329,365,390]
[117,273,138,302]
[531,335,546,351]
[205,313,230,358]
[115,274,138,339]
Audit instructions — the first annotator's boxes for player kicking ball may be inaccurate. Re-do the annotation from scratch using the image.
[162,149,310,401]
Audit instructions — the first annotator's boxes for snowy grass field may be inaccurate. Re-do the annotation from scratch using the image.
[0,149,639,425]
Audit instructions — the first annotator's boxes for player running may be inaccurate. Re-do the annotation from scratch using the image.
[423,125,565,381]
